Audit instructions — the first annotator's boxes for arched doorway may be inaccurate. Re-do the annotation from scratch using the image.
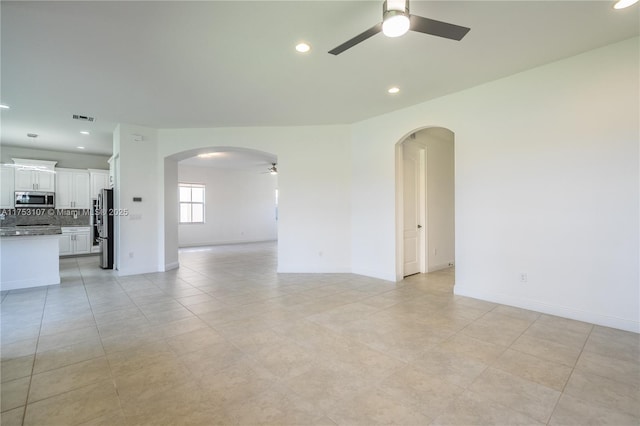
[163,146,278,270]
[395,127,455,280]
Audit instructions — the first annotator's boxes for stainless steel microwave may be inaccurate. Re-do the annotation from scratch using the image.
[15,191,55,208]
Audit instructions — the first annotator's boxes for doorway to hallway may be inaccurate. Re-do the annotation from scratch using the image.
[396,127,455,280]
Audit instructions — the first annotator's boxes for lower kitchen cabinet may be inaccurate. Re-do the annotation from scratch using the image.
[59,227,91,256]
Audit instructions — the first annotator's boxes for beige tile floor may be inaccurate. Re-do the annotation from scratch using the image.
[1,242,638,425]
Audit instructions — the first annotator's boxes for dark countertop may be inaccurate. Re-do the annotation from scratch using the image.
[0,225,63,237]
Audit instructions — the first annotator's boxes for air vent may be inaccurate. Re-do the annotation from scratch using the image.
[72,114,95,122]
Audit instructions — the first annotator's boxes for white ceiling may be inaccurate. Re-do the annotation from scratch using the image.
[1,1,638,156]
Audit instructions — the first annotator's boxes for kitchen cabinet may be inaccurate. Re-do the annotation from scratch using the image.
[13,159,57,192]
[59,227,91,256]
[55,169,90,209]
[0,165,15,208]
[58,233,72,255]
[88,169,109,200]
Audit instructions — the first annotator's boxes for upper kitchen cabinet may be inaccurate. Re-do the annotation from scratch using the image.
[0,165,15,208]
[55,168,90,209]
[13,159,57,192]
[88,169,109,200]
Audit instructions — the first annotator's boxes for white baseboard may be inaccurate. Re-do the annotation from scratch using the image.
[116,265,158,277]
[350,267,397,282]
[179,239,277,248]
[428,262,454,273]
[164,261,179,271]
[1,276,60,291]
[454,284,639,334]
[277,264,352,274]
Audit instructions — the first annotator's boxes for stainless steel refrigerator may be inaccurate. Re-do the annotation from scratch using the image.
[97,188,114,269]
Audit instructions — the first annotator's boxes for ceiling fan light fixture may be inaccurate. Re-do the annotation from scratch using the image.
[382,11,410,37]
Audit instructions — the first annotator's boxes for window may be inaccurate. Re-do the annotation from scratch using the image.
[179,183,205,223]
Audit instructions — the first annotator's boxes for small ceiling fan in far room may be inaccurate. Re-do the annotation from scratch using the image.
[261,163,278,175]
[328,0,471,55]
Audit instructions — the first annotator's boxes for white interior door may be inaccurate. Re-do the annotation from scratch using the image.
[403,142,425,276]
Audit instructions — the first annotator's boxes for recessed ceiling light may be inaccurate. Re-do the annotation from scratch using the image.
[27,133,38,138]
[388,87,400,94]
[80,131,90,135]
[197,152,222,158]
[295,42,311,53]
[0,104,10,109]
[614,0,638,8]
[77,146,85,150]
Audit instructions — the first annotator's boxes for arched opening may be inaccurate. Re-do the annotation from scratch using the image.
[395,127,455,281]
[163,146,278,271]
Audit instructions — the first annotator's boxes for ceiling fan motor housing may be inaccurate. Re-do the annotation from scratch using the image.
[383,0,409,16]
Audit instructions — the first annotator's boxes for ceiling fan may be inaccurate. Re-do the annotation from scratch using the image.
[261,163,278,175]
[328,0,470,56]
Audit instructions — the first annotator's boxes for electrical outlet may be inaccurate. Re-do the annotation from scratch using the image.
[519,273,528,283]
[129,252,134,259]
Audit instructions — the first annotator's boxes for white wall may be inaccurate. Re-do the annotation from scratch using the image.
[177,164,278,247]
[277,135,352,272]
[352,37,639,332]
[351,130,398,280]
[113,124,161,276]
[163,158,179,270]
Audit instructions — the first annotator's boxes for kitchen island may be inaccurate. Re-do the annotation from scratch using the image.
[0,225,62,291]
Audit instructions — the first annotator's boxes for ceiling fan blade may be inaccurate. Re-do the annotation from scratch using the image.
[409,15,470,41]
[328,22,382,55]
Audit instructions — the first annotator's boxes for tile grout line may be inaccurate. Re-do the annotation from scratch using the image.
[20,275,51,426]
[545,323,595,425]
[503,313,557,425]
